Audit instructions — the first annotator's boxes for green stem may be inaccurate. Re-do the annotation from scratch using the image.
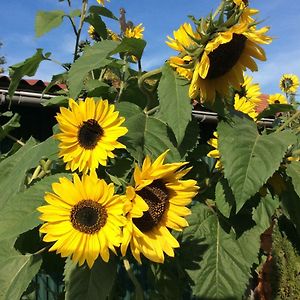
[67,15,79,36]
[145,106,158,116]
[115,56,128,103]
[212,0,226,19]
[123,258,144,300]
[7,134,25,146]
[138,67,162,110]
[73,0,88,62]
[275,110,300,133]
[46,57,69,70]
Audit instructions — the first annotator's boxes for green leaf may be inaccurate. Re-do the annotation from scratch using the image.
[85,13,107,39]
[286,161,300,197]
[35,10,65,37]
[117,102,180,163]
[89,6,118,20]
[157,64,192,146]
[0,136,58,210]
[257,104,295,119]
[281,182,300,237]
[8,49,50,99]
[0,239,42,300]
[182,203,258,299]
[110,37,146,60]
[42,72,67,95]
[69,9,81,18]
[41,95,69,107]
[68,40,119,98]
[215,177,235,218]
[64,257,117,300]
[218,116,296,212]
[0,113,20,141]
[252,193,279,231]
[0,173,70,241]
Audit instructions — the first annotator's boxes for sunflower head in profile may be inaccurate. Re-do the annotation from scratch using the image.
[38,172,126,268]
[107,28,121,41]
[207,132,222,170]
[279,74,299,94]
[120,150,199,263]
[88,25,101,42]
[167,8,271,104]
[55,98,128,174]
[268,93,288,105]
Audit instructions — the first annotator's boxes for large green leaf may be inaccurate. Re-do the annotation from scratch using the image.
[35,10,65,37]
[0,173,70,241]
[0,136,58,209]
[218,116,296,212]
[182,203,259,299]
[117,102,180,163]
[64,257,117,300]
[68,40,119,98]
[286,161,300,197]
[0,239,42,300]
[85,13,107,39]
[157,64,192,146]
[8,49,51,99]
[110,37,146,60]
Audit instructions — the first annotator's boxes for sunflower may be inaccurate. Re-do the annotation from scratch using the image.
[121,150,199,263]
[235,74,261,105]
[97,0,109,6]
[234,94,258,120]
[124,23,144,39]
[38,172,126,268]
[189,21,271,102]
[55,98,128,174]
[88,25,100,42]
[268,93,288,105]
[279,74,299,94]
[107,28,121,41]
[207,132,222,170]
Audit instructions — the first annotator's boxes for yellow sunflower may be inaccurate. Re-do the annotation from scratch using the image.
[121,150,199,263]
[55,98,128,174]
[234,94,258,120]
[189,21,271,102]
[279,74,299,94]
[38,172,126,268]
[88,25,100,42]
[207,132,222,170]
[124,23,144,39]
[107,28,121,41]
[235,74,261,105]
[97,0,109,6]
[268,93,288,105]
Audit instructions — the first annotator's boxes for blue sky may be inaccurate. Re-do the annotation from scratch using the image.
[0,0,299,94]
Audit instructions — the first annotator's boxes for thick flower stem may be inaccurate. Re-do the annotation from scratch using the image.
[123,258,144,300]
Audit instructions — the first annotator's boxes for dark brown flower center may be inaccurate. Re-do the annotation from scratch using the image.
[78,119,103,150]
[133,180,169,232]
[206,34,247,79]
[274,100,280,104]
[70,200,107,234]
[237,84,247,98]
